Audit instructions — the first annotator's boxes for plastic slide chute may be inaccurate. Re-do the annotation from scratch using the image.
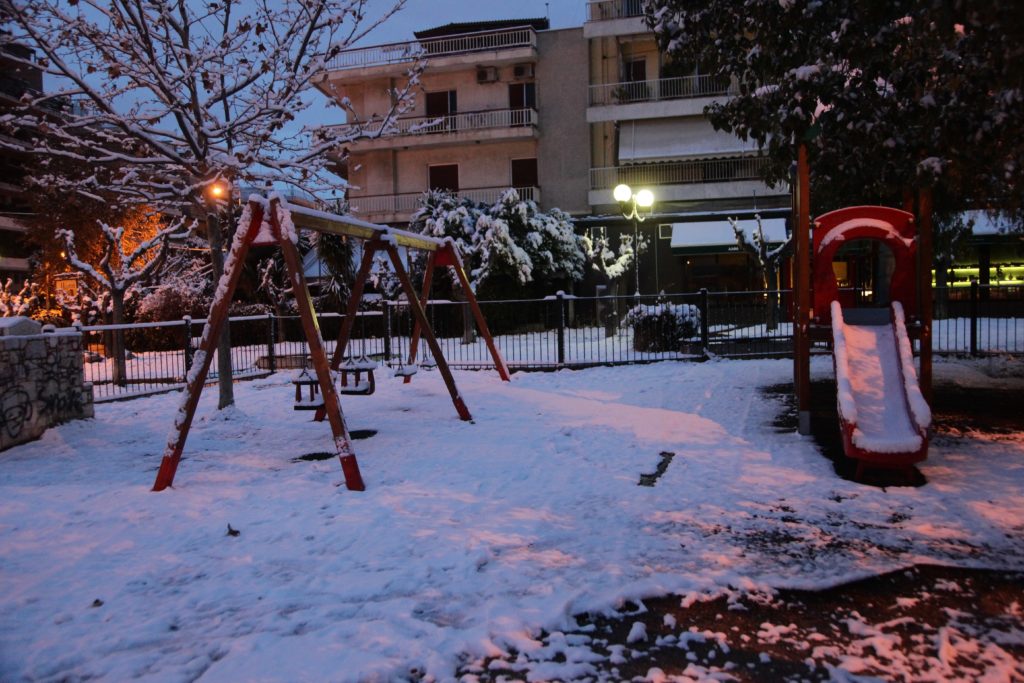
[831,301,931,477]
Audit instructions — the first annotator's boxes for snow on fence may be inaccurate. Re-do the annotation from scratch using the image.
[75,286,1024,402]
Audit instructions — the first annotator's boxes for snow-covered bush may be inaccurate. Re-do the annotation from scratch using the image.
[410,189,585,298]
[621,302,701,352]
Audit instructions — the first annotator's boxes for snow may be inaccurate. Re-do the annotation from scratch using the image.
[833,305,924,453]
[892,302,932,431]
[2,359,1023,681]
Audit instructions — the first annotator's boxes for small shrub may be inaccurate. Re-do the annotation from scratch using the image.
[622,302,701,352]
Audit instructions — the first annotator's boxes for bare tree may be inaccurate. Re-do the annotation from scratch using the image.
[730,215,791,330]
[1,0,413,406]
[59,213,189,385]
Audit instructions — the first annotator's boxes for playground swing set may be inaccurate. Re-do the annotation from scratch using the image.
[152,194,510,493]
[791,144,934,479]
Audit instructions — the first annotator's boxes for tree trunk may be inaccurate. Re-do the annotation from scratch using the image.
[766,265,779,331]
[207,212,234,409]
[111,289,127,386]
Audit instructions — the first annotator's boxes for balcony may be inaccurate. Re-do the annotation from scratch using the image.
[587,0,644,21]
[584,0,648,38]
[348,186,540,223]
[589,156,786,205]
[325,26,537,76]
[337,108,538,151]
[590,75,735,107]
[588,74,737,121]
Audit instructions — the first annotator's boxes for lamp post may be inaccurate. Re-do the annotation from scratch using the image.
[613,183,654,297]
[205,178,234,408]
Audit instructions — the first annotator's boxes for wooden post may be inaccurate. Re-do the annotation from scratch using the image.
[442,242,511,382]
[384,242,473,421]
[795,144,812,434]
[271,200,365,491]
[918,187,934,404]
[404,250,437,384]
[153,200,264,491]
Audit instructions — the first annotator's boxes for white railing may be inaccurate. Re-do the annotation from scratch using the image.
[590,156,769,190]
[349,187,540,216]
[337,108,537,139]
[589,74,736,106]
[327,26,537,70]
[587,0,645,21]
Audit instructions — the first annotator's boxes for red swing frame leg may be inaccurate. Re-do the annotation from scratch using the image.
[153,201,264,491]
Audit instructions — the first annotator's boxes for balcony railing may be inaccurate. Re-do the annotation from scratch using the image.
[587,0,645,21]
[590,156,769,190]
[326,26,537,70]
[349,186,540,217]
[338,108,537,140]
[589,74,736,106]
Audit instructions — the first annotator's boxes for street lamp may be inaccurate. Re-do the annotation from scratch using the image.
[613,183,655,297]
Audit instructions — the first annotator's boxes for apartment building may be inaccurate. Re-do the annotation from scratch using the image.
[316,18,589,226]
[583,0,790,293]
[317,3,792,294]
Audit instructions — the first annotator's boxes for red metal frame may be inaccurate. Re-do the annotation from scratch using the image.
[811,205,917,324]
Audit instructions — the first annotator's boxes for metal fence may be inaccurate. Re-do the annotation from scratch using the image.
[76,285,1024,402]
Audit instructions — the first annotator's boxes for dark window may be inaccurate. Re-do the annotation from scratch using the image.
[624,58,647,82]
[428,164,459,192]
[510,158,538,188]
[425,90,457,116]
[508,82,536,110]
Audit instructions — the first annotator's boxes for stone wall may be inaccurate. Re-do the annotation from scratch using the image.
[0,317,95,452]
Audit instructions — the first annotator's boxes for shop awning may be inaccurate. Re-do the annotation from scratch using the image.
[670,217,789,255]
[619,117,759,163]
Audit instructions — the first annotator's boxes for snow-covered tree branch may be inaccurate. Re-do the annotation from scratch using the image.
[0,0,411,209]
[58,212,190,384]
[0,279,38,318]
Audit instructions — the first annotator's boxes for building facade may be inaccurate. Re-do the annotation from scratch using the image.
[317,4,792,295]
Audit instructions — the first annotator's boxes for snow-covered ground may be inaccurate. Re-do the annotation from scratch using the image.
[1,358,1022,681]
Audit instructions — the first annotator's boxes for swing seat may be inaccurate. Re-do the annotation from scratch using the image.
[293,367,332,410]
[339,358,376,396]
[393,364,419,378]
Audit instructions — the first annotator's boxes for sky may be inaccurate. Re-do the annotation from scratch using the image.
[358,0,586,45]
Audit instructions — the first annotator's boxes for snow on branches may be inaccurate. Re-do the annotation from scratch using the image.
[580,227,645,283]
[411,189,584,296]
[0,0,412,209]
[646,0,1024,221]
[0,279,38,318]
[58,215,190,302]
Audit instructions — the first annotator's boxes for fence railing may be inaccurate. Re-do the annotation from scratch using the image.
[335,108,537,140]
[587,0,645,21]
[74,285,1024,402]
[590,156,769,190]
[349,186,540,218]
[326,26,537,70]
[589,75,736,106]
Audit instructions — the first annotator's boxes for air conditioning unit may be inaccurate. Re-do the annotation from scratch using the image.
[512,63,535,80]
[476,67,499,83]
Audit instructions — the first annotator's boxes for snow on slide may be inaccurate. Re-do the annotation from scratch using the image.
[831,301,930,466]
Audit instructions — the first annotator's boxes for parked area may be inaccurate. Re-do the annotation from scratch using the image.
[1,357,1022,681]
[79,286,1024,401]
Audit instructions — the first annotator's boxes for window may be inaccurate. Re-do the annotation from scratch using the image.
[425,90,457,116]
[624,58,647,83]
[508,82,536,110]
[510,158,538,189]
[428,164,459,192]
[425,90,457,132]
